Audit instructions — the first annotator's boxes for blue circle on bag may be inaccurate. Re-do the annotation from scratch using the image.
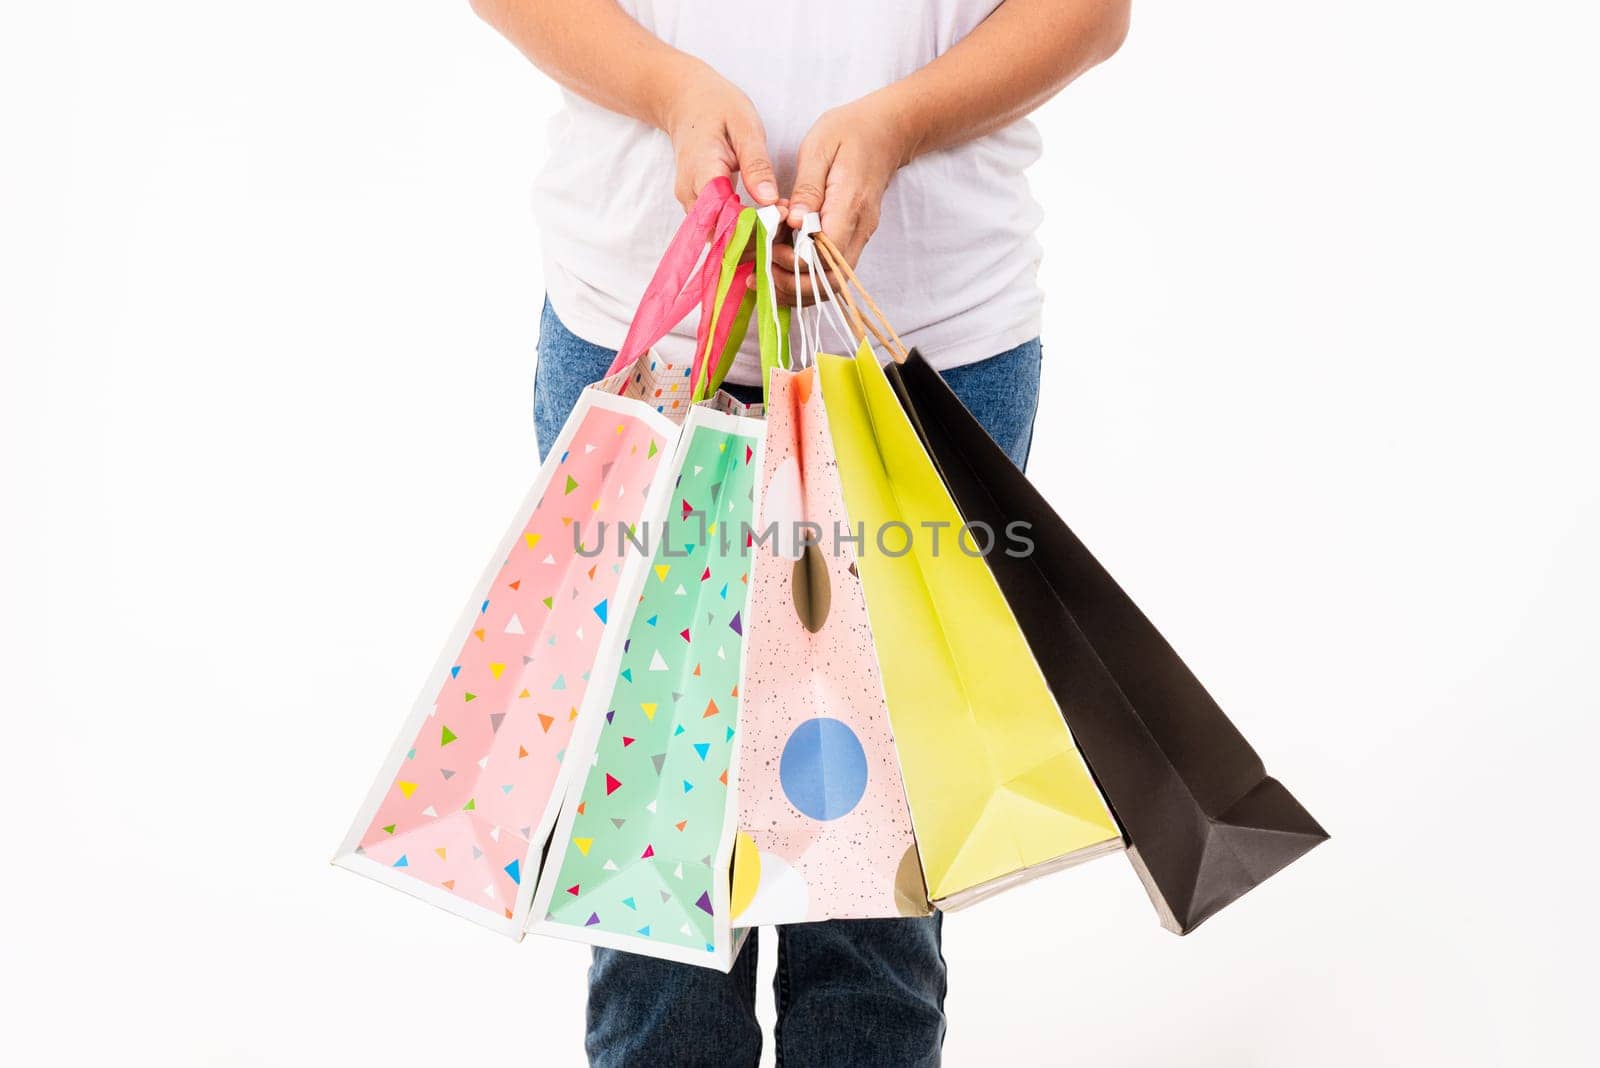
[779,717,869,821]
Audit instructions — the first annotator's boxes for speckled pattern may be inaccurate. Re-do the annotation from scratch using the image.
[731,367,928,925]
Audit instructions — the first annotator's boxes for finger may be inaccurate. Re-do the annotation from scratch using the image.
[819,184,879,268]
[678,151,732,212]
[767,244,842,306]
[746,254,804,308]
[727,115,779,205]
[769,271,802,308]
[674,172,699,212]
[786,136,837,228]
[742,255,806,308]
[768,243,844,302]
[770,244,811,276]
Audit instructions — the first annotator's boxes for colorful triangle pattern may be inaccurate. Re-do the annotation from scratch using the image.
[544,423,760,956]
[354,400,670,920]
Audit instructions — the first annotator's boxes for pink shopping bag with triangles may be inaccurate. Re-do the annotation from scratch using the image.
[332,178,759,937]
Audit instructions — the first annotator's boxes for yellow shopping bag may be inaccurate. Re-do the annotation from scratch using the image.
[814,255,1120,907]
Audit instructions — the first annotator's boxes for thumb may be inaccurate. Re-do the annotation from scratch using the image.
[728,116,779,205]
[786,135,834,229]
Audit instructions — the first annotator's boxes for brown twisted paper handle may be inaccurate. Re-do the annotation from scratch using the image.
[812,233,910,364]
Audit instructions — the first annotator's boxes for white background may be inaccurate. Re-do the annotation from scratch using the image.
[4,2,1597,1065]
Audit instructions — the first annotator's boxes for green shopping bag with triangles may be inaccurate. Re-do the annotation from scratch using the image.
[528,207,788,969]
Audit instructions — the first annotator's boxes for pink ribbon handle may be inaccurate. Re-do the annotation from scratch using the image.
[691,260,754,397]
[604,176,737,378]
[688,196,750,393]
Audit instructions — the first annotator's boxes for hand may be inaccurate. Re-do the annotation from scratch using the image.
[658,60,780,211]
[770,94,915,305]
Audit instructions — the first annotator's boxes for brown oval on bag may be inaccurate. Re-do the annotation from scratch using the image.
[792,541,831,632]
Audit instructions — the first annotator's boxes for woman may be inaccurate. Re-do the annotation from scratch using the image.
[468,1,1130,1063]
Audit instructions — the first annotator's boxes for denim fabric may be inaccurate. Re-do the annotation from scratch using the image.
[533,297,1041,1067]
[584,915,948,1068]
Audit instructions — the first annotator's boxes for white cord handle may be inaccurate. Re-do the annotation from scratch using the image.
[793,213,857,363]
[792,224,817,368]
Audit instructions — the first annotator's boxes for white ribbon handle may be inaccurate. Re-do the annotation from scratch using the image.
[791,218,818,368]
[792,213,857,365]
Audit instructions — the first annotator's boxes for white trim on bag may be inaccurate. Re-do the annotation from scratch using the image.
[331,852,523,939]
[709,408,765,966]
[331,383,681,939]
[525,404,766,971]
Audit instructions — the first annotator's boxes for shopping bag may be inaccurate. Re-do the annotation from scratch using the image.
[809,239,1120,910]
[729,226,927,925]
[885,347,1329,934]
[332,179,755,936]
[527,208,788,969]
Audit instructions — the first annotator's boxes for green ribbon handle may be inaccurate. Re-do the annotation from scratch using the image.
[691,209,757,404]
[689,206,791,405]
[753,207,791,401]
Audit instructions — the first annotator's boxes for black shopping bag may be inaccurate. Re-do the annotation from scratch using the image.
[886,350,1327,934]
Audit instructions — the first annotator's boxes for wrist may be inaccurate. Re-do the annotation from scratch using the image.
[646,52,717,135]
[864,84,928,168]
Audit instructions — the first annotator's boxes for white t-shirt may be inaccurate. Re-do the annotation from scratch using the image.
[533,0,1044,384]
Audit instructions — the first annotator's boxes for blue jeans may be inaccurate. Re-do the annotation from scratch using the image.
[533,297,1042,1067]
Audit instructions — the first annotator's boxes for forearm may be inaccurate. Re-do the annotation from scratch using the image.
[881,0,1131,164]
[468,0,700,132]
